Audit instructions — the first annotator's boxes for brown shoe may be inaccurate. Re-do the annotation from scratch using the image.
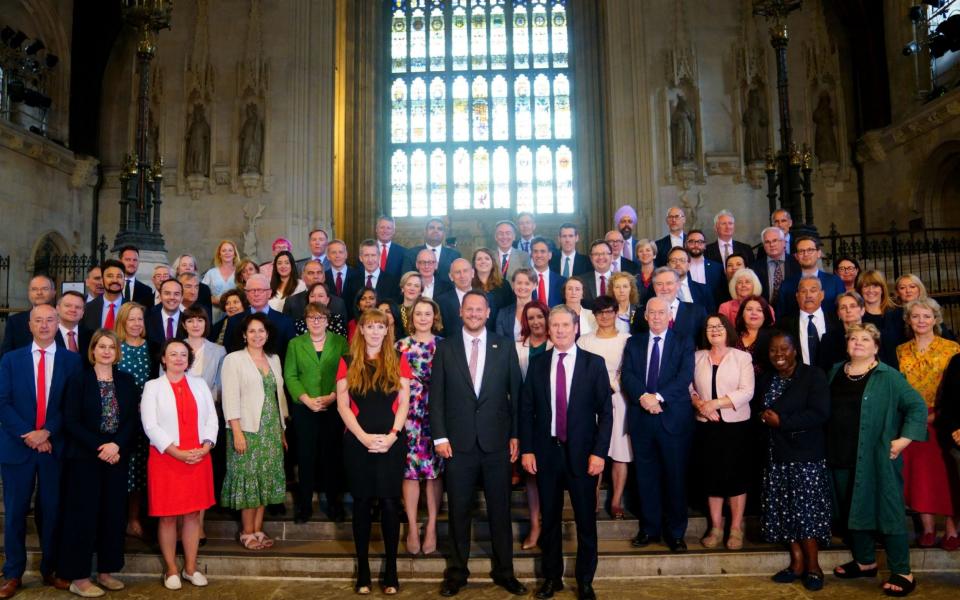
[42,573,70,590]
[0,578,21,599]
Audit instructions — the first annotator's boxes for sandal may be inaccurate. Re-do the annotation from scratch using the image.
[883,574,917,597]
[725,528,744,550]
[383,584,399,595]
[611,505,625,520]
[833,560,878,579]
[254,531,274,548]
[240,533,263,550]
[354,584,371,595]
[701,527,723,549]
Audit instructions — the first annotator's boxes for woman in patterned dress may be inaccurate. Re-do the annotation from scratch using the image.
[396,297,444,556]
[220,314,289,550]
[114,302,151,539]
[756,331,832,592]
[897,298,960,550]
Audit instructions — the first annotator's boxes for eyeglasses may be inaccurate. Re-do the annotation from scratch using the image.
[306,315,328,323]
[705,325,726,332]
[795,248,819,255]
[246,288,270,293]
[835,266,858,273]
[686,239,705,245]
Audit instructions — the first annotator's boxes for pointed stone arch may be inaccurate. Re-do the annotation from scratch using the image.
[916,141,960,228]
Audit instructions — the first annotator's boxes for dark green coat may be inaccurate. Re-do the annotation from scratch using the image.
[828,362,928,534]
[284,332,349,402]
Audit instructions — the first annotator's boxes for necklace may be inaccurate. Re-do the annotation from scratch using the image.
[844,361,877,381]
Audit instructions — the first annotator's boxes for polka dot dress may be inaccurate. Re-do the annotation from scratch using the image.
[118,341,151,493]
[759,374,832,545]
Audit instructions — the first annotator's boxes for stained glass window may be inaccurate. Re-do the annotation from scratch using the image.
[388,0,574,216]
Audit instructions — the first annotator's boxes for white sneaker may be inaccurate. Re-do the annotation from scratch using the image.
[163,574,182,590]
[181,570,208,587]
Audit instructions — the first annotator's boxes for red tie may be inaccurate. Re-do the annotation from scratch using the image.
[501,253,509,277]
[366,274,374,289]
[380,244,388,271]
[67,331,78,352]
[36,349,46,429]
[599,275,606,296]
[336,272,343,296]
[104,302,116,329]
[538,273,547,304]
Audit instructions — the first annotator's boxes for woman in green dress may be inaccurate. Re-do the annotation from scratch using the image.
[220,313,289,550]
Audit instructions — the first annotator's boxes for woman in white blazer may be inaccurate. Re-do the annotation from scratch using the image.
[140,339,219,590]
[219,313,289,550]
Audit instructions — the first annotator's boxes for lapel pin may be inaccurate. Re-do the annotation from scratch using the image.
[492,344,498,348]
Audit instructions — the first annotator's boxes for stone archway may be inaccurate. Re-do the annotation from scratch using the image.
[916,141,960,228]
[28,230,71,279]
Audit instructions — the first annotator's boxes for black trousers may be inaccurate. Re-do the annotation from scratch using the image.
[291,402,345,514]
[56,457,128,580]
[536,443,599,586]
[444,445,514,584]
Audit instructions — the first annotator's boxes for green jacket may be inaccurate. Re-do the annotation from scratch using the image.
[828,361,928,533]
[284,332,349,403]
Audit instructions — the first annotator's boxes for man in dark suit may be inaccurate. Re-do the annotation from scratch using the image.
[81,260,127,333]
[413,248,453,299]
[295,227,330,272]
[0,275,56,357]
[605,230,639,274]
[356,239,401,303]
[529,238,566,307]
[755,226,801,308]
[84,265,103,304]
[581,241,614,310]
[632,267,706,343]
[435,258,475,336]
[777,276,840,370]
[282,259,348,324]
[223,274,296,360]
[324,239,363,304]
[684,229,726,302]
[776,236,846,316]
[756,209,794,260]
[664,247,716,313]
[374,216,406,278]
[0,304,83,596]
[402,219,462,284]
[614,205,638,262]
[519,306,612,600]
[514,212,554,254]
[53,291,92,357]
[654,206,687,267]
[704,210,755,265]
[549,223,591,278]
[146,279,185,348]
[429,291,526,597]
[621,297,695,553]
[118,246,155,309]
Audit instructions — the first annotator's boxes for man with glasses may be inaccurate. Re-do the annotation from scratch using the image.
[582,241,615,310]
[775,236,845,316]
[754,226,800,308]
[683,229,726,303]
[282,259,348,324]
[654,207,687,267]
[402,219,462,284]
[756,209,795,261]
[632,267,706,344]
[604,230,639,274]
[223,273,296,359]
[662,247,715,313]
[414,248,452,299]
[0,275,57,357]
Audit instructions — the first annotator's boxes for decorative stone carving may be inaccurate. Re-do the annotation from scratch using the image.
[239,103,263,175]
[231,0,270,197]
[180,0,214,196]
[70,157,100,189]
[184,103,211,177]
[671,94,697,167]
[742,87,769,164]
[679,190,706,230]
[243,202,265,262]
[812,91,839,164]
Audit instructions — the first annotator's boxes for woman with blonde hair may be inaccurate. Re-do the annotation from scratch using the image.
[634,238,657,291]
[718,268,766,326]
[337,309,412,594]
[607,271,640,334]
[202,240,239,319]
[397,272,423,339]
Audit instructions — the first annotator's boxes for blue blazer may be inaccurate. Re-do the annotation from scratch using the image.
[654,234,682,267]
[146,306,185,348]
[631,300,706,344]
[621,330,695,436]
[494,304,520,341]
[702,259,727,303]
[518,348,613,476]
[223,308,296,359]
[776,270,846,316]
[688,277,716,313]
[532,270,566,307]
[753,254,801,304]
[0,345,82,463]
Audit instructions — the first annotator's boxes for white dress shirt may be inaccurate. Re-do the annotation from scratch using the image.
[678,277,693,303]
[100,297,123,327]
[798,307,827,365]
[455,287,469,306]
[426,243,443,261]
[363,268,381,289]
[668,297,681,321]
[559,252,577,276]
[421,278,435,299]
[124,277,137,300]
[498,248,513,269]
[549,346,577,436]
[58,325,80,351]
[718,239,734,263]
[670,233,684,248]
[534,269,552,302]
[32,341,56,405]
[688,257,706,284]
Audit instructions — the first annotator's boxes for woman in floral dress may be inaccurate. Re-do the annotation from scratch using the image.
[396,297,444,555]
[115,302,151,538]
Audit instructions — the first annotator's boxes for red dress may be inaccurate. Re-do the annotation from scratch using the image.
[147,377,215,516]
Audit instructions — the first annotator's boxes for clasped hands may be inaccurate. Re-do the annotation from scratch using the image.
[97,442,120,464]
[690,391,720,422]
[22,429,51,453]
[639,393,662,414]
[168,443,211,464]
[304,393,335,412]
[363,431,398,454]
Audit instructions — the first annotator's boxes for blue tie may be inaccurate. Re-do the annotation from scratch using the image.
[647,336,661,393]
[807,315,820,365]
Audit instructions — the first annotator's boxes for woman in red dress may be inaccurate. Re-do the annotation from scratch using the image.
[140,339,219,590]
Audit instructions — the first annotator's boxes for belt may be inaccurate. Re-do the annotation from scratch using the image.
[549,436,567,446]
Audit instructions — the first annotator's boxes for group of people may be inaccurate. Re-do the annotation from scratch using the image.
[1,206,958,600]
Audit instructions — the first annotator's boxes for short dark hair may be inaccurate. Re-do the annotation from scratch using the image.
[159,278,183,293]
[590,240,612,253]
[160,338,195,370]
[725,252,750,268]
[100,258,125,275]
[219,288,248,312]
[701,313,738,348]
[591,294,618,313]
[734,295,775,333]
[118,245,140,257]
[794,235,822,249]
[178,304,211,337]
[687,228,705,238]
[558,222,579,235]
[239,312,278,356]
[667,246,690,260]
[462,290,489,307]
[59,290,86,304]
[529,236,551,252]
[87,264,101,275]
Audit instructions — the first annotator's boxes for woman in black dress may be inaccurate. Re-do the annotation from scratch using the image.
[336,308,412,595]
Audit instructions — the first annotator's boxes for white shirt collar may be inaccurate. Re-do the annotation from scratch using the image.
[365,268,381,278]
[31,340,57,355]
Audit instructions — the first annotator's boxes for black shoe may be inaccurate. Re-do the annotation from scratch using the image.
[578,583,597,600]
[666,537,687,553]
[267,503,286,516]
[631,532,660,547]
[439,579,462,597]
[535,579,564,599]
[494,577,527,595]
[328,503,346,523]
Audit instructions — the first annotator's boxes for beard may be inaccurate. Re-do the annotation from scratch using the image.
[619,225,633,239]
[687,247,703,258]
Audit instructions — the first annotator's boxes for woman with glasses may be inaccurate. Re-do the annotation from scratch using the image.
[294,283,347,338]
[833,257,861,293]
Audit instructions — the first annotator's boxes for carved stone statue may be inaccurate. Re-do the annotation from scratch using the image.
[243,203,265,262]
[742,87,769,163]
[185,103,211,176]
[671,94,697,166]
[812,90,839,164]
[239,103,263,175]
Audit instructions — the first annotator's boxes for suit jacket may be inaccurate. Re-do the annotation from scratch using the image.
[549,252,591,278]
[777,270,847,316]
[654,234,684,267]
[614,256,639,275]
[581,271,613,310]
[494,303,521,341]
[54,326,93,358]
[282,289,348,324]
[223,308,297,361]
[196,282,214,316]
[518,348,613,476]
[402,245,462,284]
[697,258,727,304]
[366,270,401,304]
[621,330,695,435]
[146,306,185,348]
[126,279,155,309]
[381,242,407,278]
[0,311,32,357]
[705,239,755,265]
[81,296,125,332]
[754,254,802,304]
[429,331,522,453]
[140,374,219,452]
[62,368,139,460]
[0,344,82,463]
[777,310,841,369]
[753,363,830,463]
[436,288,465,337]
[497,248,531,282]
[531,270,566,307]
[426,278,454,299]
[630,300,707,344]
[685,276,716,313]
[326,266,364,302]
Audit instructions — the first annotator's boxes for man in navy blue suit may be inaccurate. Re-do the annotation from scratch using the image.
[654,206,687,267]
[520,306,612,600]
[684,230,726,303]
[375,215,406,278]
[436,259,476,336]
[755,226,800,308]
[664,247,715,313]
[632,267,706,344]
[776,236,845,316]
[402,219,462,284]
[621,297,695,553]
[356,239,401,303]
[549,223,591,278]
[223,274,296,361]
[529,238,566,307]
[0,275,57,358]
[53,291,92,358]
[0,304,82,596]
